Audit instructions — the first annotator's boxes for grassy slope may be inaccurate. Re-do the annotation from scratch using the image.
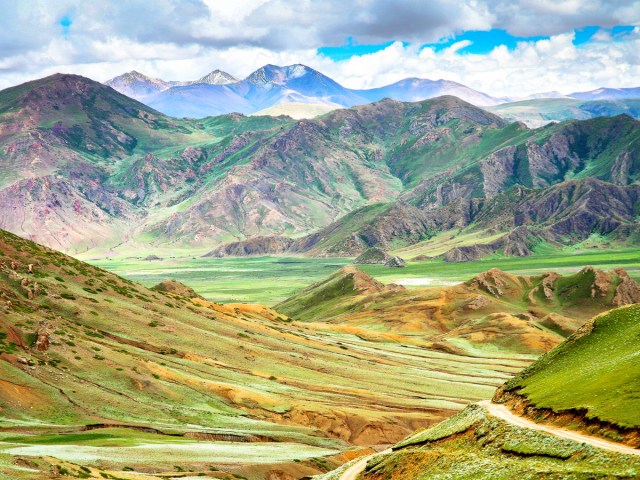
[502,304,640,428]
[359,404,640,480]
[0,229,540,477]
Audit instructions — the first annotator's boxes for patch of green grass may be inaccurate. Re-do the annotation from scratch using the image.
[87,256,351,305]
[504,304,640,428]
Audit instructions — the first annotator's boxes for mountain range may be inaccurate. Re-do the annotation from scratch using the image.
[105,69,238,100]
[105,64,506,117]
[103,64,640,120]
[0,73,639,259]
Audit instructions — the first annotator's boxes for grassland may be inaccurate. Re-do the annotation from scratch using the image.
[501,304,640,429]
[85,255,351,304]
[84,248,640,306]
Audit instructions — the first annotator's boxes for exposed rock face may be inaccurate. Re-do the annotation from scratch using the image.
[539,272,561,301]
[288,202,435,257]
[203,236,294,257]
[464,294,491,311]
[501,226,540,257]
[612,268,640,306]
[465,268,523,297]
[354,248,390,265]
[384,256,406,268]
[424,179,640,263]
[480,145,519,198]
[442,244,498,263]
[34,321,52,352]
[151,279,203,299]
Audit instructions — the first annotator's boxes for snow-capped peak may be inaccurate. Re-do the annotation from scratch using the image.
[196,70,238,85]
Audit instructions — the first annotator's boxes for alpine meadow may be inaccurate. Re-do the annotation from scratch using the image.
[1,2,640,479]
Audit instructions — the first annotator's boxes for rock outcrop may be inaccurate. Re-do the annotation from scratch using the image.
[151,279,203,299]
[34,321,53,352]
[384,256,406,268]
[353,247,391,265]
[203,236,295,257]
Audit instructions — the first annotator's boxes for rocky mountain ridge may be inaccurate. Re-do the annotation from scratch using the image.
[1,73,639,257]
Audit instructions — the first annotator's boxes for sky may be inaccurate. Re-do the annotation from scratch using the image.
[0,0,639,97]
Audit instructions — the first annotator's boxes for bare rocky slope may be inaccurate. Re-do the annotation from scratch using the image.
[1,74,639,257]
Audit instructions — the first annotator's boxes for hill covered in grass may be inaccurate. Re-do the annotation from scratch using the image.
[325,303,640,479]
[0,229,547,478]
[494,304,640,444]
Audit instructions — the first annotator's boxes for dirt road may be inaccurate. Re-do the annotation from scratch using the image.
[480,400,640,456]
[339,449,392,480]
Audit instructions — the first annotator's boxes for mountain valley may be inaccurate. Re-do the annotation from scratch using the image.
[1,59,640,480]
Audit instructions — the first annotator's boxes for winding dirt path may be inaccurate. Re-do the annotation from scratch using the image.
[480,400,640,456]
[338,401,640,480]
[339,449,392,480]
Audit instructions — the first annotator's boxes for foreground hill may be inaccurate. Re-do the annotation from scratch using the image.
[494,304,640,444]
[2,73,640,257]
[0,230,546,478]
[323,304,640,479]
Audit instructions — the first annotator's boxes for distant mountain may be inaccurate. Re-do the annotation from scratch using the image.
[143,64,364,117]
[569,86,640,101]
[179,69,238,86]
[105,70,172,99]
[250,102,339,119]
[143,83,254,116]
[355,77,503,107]
[105,68,238,100]
[109,63,503,118]
[487,98,640,127]
[523,90,570,100]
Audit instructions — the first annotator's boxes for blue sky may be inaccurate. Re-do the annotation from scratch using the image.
[318,25,639,60]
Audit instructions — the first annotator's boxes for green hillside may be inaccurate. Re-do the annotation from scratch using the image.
[323,303,640,480]
[499,304,640,429]
[0,229,545,478]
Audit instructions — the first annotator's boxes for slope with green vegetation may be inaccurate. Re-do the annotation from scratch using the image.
[0,229,546,478]
[495,304,640,443]
[326,303,640,480]
[2,74,640,259]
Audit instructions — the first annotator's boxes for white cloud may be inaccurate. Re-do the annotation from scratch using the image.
[0,0,638,97]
